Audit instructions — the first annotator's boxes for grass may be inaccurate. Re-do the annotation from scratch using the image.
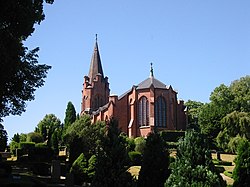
[212,153,237,186]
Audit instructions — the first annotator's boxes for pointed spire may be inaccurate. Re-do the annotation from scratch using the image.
[150,62,154,77]
[88,34,104,82]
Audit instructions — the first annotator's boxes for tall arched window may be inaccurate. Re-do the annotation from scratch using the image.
[155,96,166,127]
[138,96,149,127]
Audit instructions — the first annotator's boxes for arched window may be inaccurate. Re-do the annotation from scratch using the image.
[155,96,166,127]
[138,96,149,127]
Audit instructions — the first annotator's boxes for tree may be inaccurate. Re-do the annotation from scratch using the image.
[12,133,20,143]
[138,131,170,187]
[64,115,105,163]
[0,0,54,120]
[185,100,204,130]
[70,153,89,185]
[199,76,250,149]
[0,123,8,151]
[233,139,250,186]
[26,132,43,143]
[35,114,61,147]
[165,130,226,187]
[64,101,76,130]
[92,118,134,187]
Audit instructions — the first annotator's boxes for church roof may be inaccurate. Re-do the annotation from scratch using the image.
[137,76,167,89]
[88,36,104,82]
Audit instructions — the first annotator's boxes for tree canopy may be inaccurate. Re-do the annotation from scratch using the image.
[198,75,250,149]
[165,130,225,187]
[0,0,54,120]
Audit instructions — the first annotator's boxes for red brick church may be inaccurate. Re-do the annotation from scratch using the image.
[81,37,187,137]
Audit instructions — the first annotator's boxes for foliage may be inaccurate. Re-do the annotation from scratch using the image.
[9,141,19,155]
[0,123,7,151]
[70,153,89,185]
[165,130,226,187]
[228,135,246,154]
[63,101,76,132]
[233,139,250,186]
[87,155,97,181]
[19,142,35,150]
[185,100,204,130]
[64,115,105,163]
[92,118,134,187]
[19,133,27,142]
[26,132,44,143]
[138,131,170,187]
[134,137,146,154]
[35,114,62,147]
[121,133,135,152]
[199,76,250,150]
[0,0,54,119]
[12,133,20,143]
[128,151,142,166]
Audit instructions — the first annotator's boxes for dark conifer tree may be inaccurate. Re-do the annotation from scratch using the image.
[165,130,226,187]
[138,131,170,187]
[92,118,134,187]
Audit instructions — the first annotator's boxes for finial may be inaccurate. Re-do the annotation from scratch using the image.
[150,62,154,77]
[95,34,98,42]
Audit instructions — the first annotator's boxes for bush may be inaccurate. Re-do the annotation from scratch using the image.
[19,142,35,149]
[134,137,146,154]
[128,151,142,166]
[70,153,88,185]
[26,132,44,143]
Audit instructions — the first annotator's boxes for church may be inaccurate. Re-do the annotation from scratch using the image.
[81,37,187,138]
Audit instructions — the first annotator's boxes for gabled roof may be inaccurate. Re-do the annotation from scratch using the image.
[88,38,104,82]
[137,76,167,90]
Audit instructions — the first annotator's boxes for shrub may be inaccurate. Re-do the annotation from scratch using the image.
[233,139,250,186]
[29,146,54,162]
[134,137,146,154]
[19,142,35,152]
[70,153,88,185]
[26,132,44,143]
[128,151,142,166]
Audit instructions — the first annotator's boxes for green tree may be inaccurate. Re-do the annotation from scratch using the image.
[185,100,204,130]
[64,115,105,163]
[230,75,250,113]
[70,153,89,185]
[26,132,43,143]
[0,0,53,120]
[92,118,134,187]
[12,133,20,143]
[233,139,250,186]
[138,131,170,187]
[19,133,27,142]
[0,123,8,151]
[35,114,61,147]
[199,76,250,149]
[64,101,76,131]
[165,130,225,187]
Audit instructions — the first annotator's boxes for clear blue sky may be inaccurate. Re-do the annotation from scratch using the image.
[3,0,250,142]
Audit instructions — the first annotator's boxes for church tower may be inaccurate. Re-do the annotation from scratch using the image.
[81,36,110,114]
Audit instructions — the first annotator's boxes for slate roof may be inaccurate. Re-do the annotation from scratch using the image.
[88,40,104,82]
[137,76,167,89]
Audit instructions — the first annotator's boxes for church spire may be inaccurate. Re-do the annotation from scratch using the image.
[88,34,104,82]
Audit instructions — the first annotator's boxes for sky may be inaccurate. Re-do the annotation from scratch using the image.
[3,0,250,142]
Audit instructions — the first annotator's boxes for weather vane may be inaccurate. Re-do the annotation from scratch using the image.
[150,62,154,77]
